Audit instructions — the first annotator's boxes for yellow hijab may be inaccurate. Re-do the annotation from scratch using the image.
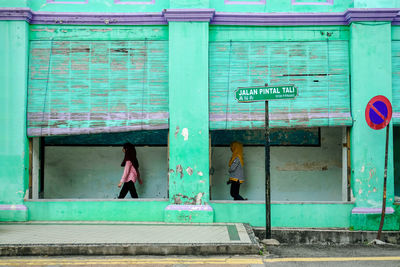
[229,141,244,167]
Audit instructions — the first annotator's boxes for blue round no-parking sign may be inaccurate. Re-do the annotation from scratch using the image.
[365,95,392,130]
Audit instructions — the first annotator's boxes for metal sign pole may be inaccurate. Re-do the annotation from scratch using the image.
[265,100,271,239]
[377,124,390,240]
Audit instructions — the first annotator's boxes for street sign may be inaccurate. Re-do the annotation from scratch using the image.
[234,85,297,102]
[364,95,393,241]
[235,83,298,240]
[365,95,392,130]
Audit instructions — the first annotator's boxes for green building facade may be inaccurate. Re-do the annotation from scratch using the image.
[1,0,400,231]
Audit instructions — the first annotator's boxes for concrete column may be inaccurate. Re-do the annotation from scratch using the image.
[350,21,398,230]
[0,21,29,221]
[165,20,213,223]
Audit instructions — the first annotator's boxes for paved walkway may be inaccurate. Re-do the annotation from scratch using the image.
[0,222,259,256]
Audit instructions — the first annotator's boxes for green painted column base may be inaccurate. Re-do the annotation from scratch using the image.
[350,208,399,231]
[164,205,214,223]
[0,204,28,222]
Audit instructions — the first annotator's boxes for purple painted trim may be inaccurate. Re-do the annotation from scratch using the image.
[1,8,400,25]
[165,204,213,211]
[0,8,33,23]
[212,12,347,25]
[0,204,27,211]
[292,0,333,5]
[352,207,395,214]
[345,8,400,23]
[224,0,265,5]
[114,0,155,4]
[163,9,215,22]
[27,112,169,122]
[209,112,352,121]
[47,0,88,3]
[31,11,166,25]
[393,14,400,25]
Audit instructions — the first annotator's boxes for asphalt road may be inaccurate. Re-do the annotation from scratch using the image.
[0,244,400,266]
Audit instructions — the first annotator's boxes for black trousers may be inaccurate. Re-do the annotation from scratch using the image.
[230,181,244,200]
[118,181,138,199]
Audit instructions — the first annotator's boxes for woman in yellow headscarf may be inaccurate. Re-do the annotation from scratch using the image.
[228,141,246,200]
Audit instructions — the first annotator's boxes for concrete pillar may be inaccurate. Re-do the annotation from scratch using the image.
[0,21,29,221]
[350,21,398,230]
[164,11,214,222]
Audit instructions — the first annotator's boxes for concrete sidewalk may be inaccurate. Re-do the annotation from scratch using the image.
[0,222,260,256]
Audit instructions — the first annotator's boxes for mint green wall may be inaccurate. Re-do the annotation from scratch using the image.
[350,22,395,209]
[29,25,169,41]
[26,200,168,221]
[28,0,169,12]
[25,200,354,227]
[0,21,29,205]
[0,0,355,13]
[211,0,352,13]
[211,202,354,227]
[210,26,349,42]
[168,22,210,204]
[354,0,400,8]
[0,0,27,7]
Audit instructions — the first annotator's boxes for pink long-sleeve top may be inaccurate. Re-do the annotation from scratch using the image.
[120,161,139,183]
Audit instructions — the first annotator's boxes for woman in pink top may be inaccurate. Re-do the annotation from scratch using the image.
[118,143,143,199]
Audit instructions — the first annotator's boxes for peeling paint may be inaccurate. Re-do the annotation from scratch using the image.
[361,166,365,173]
[373,187,377,192]
[199,180,205,183]
[356,179,361,184]
[174,126,179,138]
[173,195,182,205]
[198,171,203,176]
[90,29,112,32]
[358,189,363,195]
[186,167,193,176]
[369,168,376,178]
[31,28,55,33]
[195,192,204,205]
[176,164,183,178]
[181,128,188,141]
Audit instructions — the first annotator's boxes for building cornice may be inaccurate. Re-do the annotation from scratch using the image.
[32,11,166,25]
[0,8,33,23]
[1,7,400,26]
[162,9,215,22]
[344,8,400,24]
[212,12,347,26]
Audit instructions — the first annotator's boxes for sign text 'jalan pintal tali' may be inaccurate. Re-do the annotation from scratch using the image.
[235,85,298,102]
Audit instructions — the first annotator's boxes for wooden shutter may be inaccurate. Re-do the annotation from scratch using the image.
[27,40,169,137]
[209,41,352,129]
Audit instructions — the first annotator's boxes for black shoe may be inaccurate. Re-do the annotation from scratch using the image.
[227,180,232,185]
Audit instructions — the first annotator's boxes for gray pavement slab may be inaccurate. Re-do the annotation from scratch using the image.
[0,222,260,256]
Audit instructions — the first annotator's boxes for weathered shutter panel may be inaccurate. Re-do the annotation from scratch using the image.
[209,41,352,129]
[27,40,169,137]
[392,41,400,125]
